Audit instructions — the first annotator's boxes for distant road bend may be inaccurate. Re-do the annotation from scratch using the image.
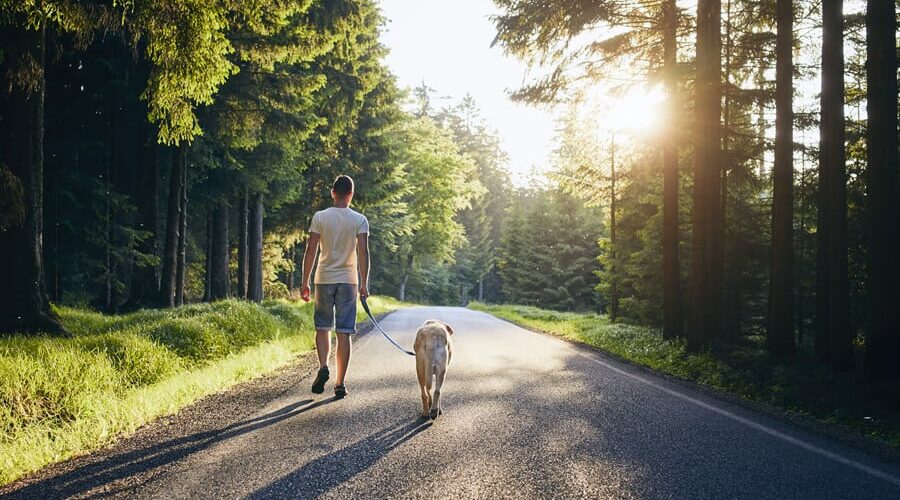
[4,306,900,499]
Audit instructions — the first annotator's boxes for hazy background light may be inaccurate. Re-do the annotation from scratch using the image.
[604,85,667,138]
[378,0,557,186]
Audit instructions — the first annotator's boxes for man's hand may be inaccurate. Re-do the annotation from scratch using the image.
[359,284,369,300]
[300,283,311,302]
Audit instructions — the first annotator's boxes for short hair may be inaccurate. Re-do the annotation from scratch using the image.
[332,175,354,196]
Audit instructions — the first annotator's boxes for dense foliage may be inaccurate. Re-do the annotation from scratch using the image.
[1,0,898,385]
[492,0,900,379]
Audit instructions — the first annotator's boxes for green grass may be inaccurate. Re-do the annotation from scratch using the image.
[470,302,900,450]
[0,296,404,486]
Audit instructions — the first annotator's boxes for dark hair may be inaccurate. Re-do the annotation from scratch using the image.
[332,175,354,196]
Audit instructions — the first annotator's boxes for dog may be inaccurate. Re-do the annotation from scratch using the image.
[414,319,454,420]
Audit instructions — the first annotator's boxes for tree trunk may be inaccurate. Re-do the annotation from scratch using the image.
[661,0,683,340]
[819,0,854,372]
[766,0,796,358]
[721,0,733,338]
[174,165,188,306]
[687,0,723,350]
[478,278,484,302]
[863,0,900,379]
[398,254,413,301]
[609,133,619,322]
[796,164,807,345]
[0,22,67,335]
[126,123,159,309]
[210,202,230,300]
[815,69,831,363]
[204,213,212,302]
[104,128,114,312]
[286,244,296,292]
[159,144,185,307]
[704,0,724,345]
[237,188,249,299]
[248,193,264,302]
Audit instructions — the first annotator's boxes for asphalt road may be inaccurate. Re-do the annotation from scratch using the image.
[5,306,900,499]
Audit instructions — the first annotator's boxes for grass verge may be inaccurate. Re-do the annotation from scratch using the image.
[0,296,404,486]
[469,302,900,450]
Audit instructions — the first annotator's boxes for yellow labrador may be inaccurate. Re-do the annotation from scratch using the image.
[414,320,454,419]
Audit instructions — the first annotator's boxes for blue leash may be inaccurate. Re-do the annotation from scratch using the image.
[360,297,415,356]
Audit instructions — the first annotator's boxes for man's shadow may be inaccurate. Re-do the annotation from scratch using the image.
[5,398,336,499]
[248,418,433,499]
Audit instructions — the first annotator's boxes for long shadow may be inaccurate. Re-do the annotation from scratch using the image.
[248,418,432,499]
[3,398,336,499]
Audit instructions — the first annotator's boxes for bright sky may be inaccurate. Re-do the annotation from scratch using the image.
[378,0,556,185]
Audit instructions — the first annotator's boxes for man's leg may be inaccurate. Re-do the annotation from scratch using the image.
[315,329,331,368]
[311,284,336,394]
[333,283,357,396]
[335,333,352,385]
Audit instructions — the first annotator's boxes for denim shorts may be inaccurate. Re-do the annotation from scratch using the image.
[314,283,358,334]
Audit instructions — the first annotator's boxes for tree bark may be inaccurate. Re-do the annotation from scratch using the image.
[863,0,900,379]
[661,0,683,340]
[248,193,264,302]
[104,119,114,312]
[126,122,159,309]
[204,213,212,302]
[609,133,619,322]
[766,0,796,358]
[174,165,188,306]
[819,0,854,372]
[0,22,67,335]
[687,0,723,350]
[398,254,413,301]
[704,0,724,345]
[286,244,296,292]
[814,53,832,363]
[210,202,230,300]
[237,188,249,299]
[159,144,186,307]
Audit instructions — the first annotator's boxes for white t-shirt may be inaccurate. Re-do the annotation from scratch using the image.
[309,207,369,284]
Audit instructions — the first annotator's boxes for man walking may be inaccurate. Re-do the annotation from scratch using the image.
[300,175,370,398]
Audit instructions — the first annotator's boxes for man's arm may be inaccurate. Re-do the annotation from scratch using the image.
[357,233,370,298]
[300,232,321,302]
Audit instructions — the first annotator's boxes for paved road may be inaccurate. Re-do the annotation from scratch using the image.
[5,306,900,499]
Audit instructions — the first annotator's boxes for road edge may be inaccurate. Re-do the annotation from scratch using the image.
[478,309,900,465]
[0,310,400,497]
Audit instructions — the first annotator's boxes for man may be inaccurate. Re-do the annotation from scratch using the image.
[300,175,370,399]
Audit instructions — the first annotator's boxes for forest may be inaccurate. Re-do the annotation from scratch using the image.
[1,0,899,384]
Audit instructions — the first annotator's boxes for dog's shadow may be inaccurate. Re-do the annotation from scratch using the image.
[248,418,432,499]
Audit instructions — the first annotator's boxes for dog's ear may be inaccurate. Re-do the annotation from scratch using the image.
[442,322,454,335]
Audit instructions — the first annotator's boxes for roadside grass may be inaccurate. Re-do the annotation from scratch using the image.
[469,302,900,450]
[0,296,404,486]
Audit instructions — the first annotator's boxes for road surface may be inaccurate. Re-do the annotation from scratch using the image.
[4,306,900,499]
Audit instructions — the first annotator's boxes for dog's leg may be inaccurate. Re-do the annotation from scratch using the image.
[424,359,434,416]
[416,355,430,418]
[430,346,448,420]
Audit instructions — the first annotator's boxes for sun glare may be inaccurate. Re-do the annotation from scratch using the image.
[604,87,667,137]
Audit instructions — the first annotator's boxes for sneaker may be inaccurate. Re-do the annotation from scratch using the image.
[334,384,348,399]
[311,366,329,394]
